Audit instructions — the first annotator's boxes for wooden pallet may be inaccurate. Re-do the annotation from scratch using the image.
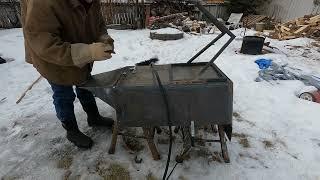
[101,1,145,29]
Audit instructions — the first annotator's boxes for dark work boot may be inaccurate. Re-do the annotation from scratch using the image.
[87,114,114,127]
[62,120,93,149]
[80,101,114,127]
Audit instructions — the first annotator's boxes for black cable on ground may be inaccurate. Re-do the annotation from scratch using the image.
[166,162,179,180]
[150,64,173,180]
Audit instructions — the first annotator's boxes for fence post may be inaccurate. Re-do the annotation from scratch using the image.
[145,4,150,28]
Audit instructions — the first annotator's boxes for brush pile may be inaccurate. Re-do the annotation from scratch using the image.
[147,0,213,34]
[149,13,213,34]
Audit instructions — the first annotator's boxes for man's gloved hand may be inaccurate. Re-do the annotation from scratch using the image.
[98,34,115,53]
[71,42,113,68]
[89,42,113,61]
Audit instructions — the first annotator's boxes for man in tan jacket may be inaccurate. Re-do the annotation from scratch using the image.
[21,0,114,148]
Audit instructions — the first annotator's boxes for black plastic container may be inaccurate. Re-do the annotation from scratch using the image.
[240,36,265,55]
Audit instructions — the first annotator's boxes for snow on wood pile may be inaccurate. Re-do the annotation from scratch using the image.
[271,14,320,40]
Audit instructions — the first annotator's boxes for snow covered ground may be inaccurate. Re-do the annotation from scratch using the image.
[0,28,320,180]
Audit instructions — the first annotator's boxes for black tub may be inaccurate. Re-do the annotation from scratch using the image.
[240,36,265,55]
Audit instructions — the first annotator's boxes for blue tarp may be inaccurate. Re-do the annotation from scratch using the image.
[255,59,320,89]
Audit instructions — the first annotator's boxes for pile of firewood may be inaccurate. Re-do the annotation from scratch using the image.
[271,14,320,40]
[182,18,208,33]
[149,14,212,34]
[147,0,209,33]
[149,12,188,29]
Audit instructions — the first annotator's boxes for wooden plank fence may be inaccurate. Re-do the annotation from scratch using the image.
[0,1,145,29]
[0,1,226,29]
[101,1,146,29]
[0,1,21,29]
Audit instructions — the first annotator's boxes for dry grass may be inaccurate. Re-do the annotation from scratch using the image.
[233,112,256,126]
[178,176,188,180]
[239,138,250,148]
[122,136,144,152]
[277,139,287,148]
[1,176,19,180]
[96,162,131,180]
[56,155,73,170]
[232,112,241,118]
[233,133,247,139]
[263,140,275,149]
[211,151,223,163]
[63,170,72,180]
[146,172,158,180]
[122,128,144,152]
[233,133,250,148]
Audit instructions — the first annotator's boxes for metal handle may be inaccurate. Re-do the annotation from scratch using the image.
[186,1,236,75]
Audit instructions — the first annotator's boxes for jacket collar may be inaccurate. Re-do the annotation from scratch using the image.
[69,0,96,9]
[70,0,81,8]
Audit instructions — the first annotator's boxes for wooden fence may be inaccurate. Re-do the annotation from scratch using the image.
[0,1,145,29]
[0,1,226,29]
[101,1,146,29]
[0,1,21,29]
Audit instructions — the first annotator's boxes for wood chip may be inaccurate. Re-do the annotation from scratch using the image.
[294,25,310,34]
[280,26,291,32]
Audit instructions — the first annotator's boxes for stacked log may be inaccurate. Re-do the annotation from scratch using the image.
[271,15,320,40]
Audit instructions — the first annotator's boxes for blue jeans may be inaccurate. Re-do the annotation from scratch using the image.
[49,82,99,122]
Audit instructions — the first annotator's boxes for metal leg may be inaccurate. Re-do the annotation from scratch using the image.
[218,125,230,163]
[143,128,161,160]
[108,122,119,154]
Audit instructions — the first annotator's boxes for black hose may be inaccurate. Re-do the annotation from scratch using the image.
[166,145,192,180]
[167,162,179,180]
[150,64,173,180]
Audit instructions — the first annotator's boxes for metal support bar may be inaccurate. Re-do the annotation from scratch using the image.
[187,32,225,64]
[185,1,236,75]
[199,37,235,75]
[194,1,235,38]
